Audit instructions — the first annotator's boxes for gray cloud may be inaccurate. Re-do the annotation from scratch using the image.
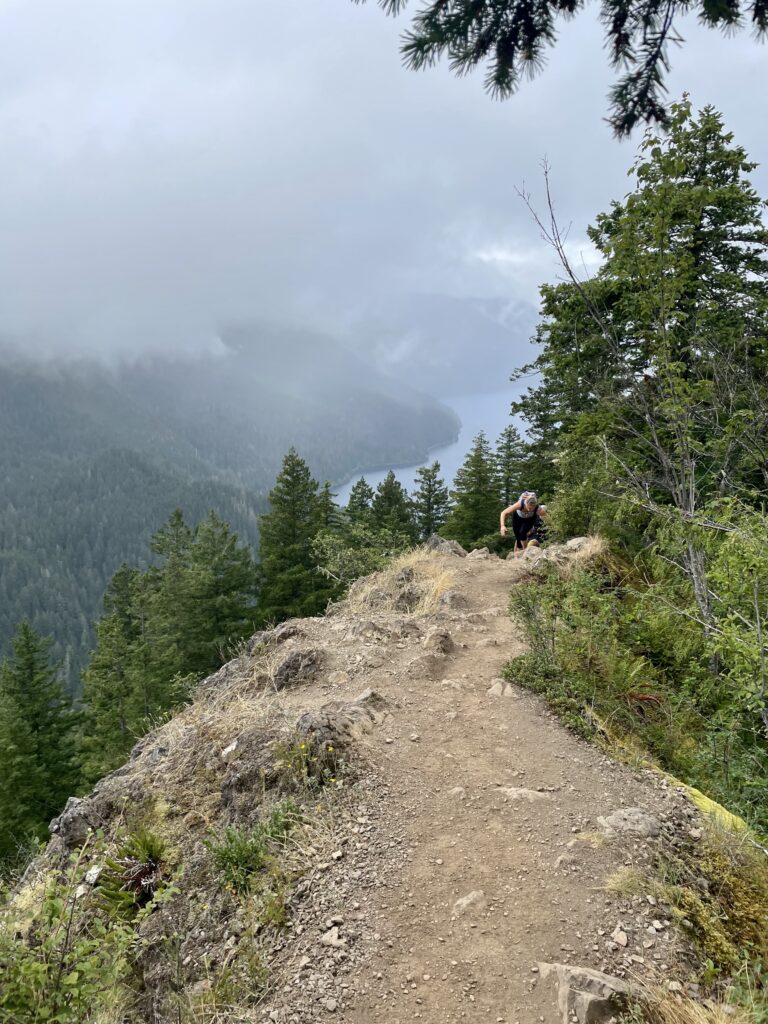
[0,0,765,361]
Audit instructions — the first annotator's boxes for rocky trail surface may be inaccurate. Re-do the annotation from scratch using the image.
[39,541,705,1024]
[255,543,702,1024]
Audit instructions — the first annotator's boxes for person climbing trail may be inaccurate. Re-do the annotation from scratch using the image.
[500,491,548,553]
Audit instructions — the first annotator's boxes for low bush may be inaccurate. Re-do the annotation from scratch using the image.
[98,827,168,920]
[504,554,768,834]
[204,800,301,896]
[272,733,345,792]
[0,836,169,1024]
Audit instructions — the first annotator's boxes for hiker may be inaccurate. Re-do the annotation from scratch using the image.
[500,491,547,552]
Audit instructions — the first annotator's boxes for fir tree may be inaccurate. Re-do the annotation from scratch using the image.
[0,687,40,866]
[179,512,258,675]
[80,566,146,780]
[371,471,416,541]
[495,425,526,507]
[346,478,375,524]
[317,482,343,531]
[411,462,450,540]
[0,622,77,843]
[361,1,766,135]
[258,449,337,622]
[442,433,501,549]
[81,512,259,780]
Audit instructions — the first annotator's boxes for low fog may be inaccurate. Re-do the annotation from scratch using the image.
[0,0,765,376]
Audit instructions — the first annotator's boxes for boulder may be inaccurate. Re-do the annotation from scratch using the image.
[598,807,661,838]
[273,648,323,691]
[566,536,590,551]
[467,547,492,559]
[424,534,468,557]
[499,787,552,803]
[246,629,274,653]
[49,797,97,851]
[538,962,633,1024]
[423,626,454,655]
[439,590,469,610]
[487,678,514,699]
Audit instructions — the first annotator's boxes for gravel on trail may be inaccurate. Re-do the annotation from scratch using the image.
[256,546,703,1024]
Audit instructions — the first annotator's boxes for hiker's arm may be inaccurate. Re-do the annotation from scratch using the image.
[500,503,519,535]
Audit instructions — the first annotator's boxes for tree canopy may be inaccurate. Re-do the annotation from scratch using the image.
[356,0,766,135]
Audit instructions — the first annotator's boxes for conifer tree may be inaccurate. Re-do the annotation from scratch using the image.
[0,687,40,866]
[361,1,766,135]
[346,478,375,524]
[258,449,336,622]
[82,513,259,780]
[371,471,416,541]
[317,482,343,531]
[0,622,77,843]
[495,425,526,506]
[179,512,258,675]
[411,462,450,540]
[80,566,147,780]
[442,433,501,549]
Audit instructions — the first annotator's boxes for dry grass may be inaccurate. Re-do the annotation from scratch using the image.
[605,866,656,898]
[639,991,755,1024]
[569,830,608,849]
[343,547,455,617]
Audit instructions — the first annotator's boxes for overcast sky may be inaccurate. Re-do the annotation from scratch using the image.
[0,0,765,360]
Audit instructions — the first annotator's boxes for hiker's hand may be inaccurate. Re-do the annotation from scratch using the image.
[500,525,507,536]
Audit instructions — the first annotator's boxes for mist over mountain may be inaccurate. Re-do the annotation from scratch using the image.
[0,325,459,692]
[348,293,537,397]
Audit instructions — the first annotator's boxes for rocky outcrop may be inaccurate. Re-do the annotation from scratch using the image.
[424,534,467,557]
[598,807,661,838]
[538,962,634,1024]
[220,727,283,818]
[295,689,389,749]
[49,797,98,853]
[273,648,324,691]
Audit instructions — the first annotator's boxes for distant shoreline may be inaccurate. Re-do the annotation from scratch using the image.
[331,387,517,498]
[331,427,461,492]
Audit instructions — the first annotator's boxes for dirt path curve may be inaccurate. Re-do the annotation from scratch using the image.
[277,548,694,1024]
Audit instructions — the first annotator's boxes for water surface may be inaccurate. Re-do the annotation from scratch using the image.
[335,386,525,503]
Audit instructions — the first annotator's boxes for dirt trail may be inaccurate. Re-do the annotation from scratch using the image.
[274,548,697,1024]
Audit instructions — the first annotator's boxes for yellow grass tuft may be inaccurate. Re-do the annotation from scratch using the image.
[640,991,754,1024]
[605,866,655,898]
[343,547,455,617]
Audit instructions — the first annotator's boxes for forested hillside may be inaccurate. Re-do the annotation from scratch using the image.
[0,327,458,692]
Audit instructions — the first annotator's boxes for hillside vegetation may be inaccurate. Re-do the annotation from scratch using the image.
[0,326,458,691]
[506,101,768,833]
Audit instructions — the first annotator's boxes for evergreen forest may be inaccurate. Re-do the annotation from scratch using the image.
[0,329,458,693]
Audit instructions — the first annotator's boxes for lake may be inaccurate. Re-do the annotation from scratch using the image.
[334,386,526,503]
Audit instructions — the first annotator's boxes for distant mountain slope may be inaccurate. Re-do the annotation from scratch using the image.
[0,327,459,692]
[0,449,262,693]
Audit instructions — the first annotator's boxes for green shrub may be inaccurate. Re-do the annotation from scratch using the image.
[505,552,768,834]
[204,800,301,896]
[0,849,135,1023]
[98,827,168,920]
[313,522,410,588]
